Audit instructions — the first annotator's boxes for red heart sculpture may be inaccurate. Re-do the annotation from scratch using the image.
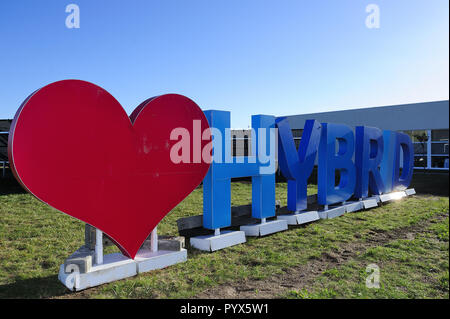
[8,80,211,258]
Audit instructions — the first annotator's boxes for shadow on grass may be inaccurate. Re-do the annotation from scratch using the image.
[0,170,26,195]
[0,274,72,299]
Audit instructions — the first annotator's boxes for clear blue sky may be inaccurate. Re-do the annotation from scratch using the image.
[0,0,448,128]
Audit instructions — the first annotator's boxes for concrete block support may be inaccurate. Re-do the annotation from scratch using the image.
[190,230,246,252]
[277,211,320,225]
[240,219,288,237]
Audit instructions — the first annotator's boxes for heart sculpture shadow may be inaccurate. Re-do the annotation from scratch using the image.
[8,80,211,258]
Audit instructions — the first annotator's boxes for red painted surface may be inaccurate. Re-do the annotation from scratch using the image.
[8,80,211,259]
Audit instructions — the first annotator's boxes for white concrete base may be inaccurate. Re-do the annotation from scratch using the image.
[135,249,187,273]
[362,198,378,209]
[405,188,416,195]
[277,211,320,225]
[318,205,346,219]
[379,193,393,202]
[379,191,407,202]
[240,219,288,236]
[59,248,188,291]
[190,230,246,252]
[58,252,137,291]
[344,201,363,213]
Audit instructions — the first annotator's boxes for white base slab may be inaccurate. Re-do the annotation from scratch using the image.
[59,248,188,291]
[379,191,407,202]
[379,194,392,202]
[58,252,137,291]
[135,249,187,273]
[240,219,288,236]
[190,230,246,252]
[344,201,363,213]
[405,188,416,195]
[318,205,346,219]
[362,198,378,209]
[277,211,320,225]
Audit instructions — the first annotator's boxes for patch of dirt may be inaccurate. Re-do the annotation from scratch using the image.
[194,213,448,299]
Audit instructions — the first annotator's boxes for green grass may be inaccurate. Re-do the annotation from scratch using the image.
[283,217,449,299]
[0,181,448,299]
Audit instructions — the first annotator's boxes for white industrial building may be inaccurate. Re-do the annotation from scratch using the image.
[232,100,449,171]
[283,100,449,171]
[0,120,12,177]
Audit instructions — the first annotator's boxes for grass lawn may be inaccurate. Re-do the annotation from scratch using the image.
[0,176,448,299]
[282,215,449,299]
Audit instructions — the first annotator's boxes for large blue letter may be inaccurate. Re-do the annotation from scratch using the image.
[393,132,414,190]
[380,131,414,192]
[380,130,396,193]
[318,123,356,205]
[202,110,276,230]
[355,126,385,198]
[276,118,321,212]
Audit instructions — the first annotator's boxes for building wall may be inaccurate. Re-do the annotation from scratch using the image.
[0,120,12,162]
[232,100,449,170]
[283,100,449,132]
[282,100,449,170]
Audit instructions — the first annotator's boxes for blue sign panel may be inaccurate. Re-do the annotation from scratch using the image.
[380,131,414,192]
[276,118,321,212]
[202,110,276,230]
[380,130,397,193]
[275,119,415,209]
[393,131,414,190]
[355,126,385,198]
[318,123,356,205]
